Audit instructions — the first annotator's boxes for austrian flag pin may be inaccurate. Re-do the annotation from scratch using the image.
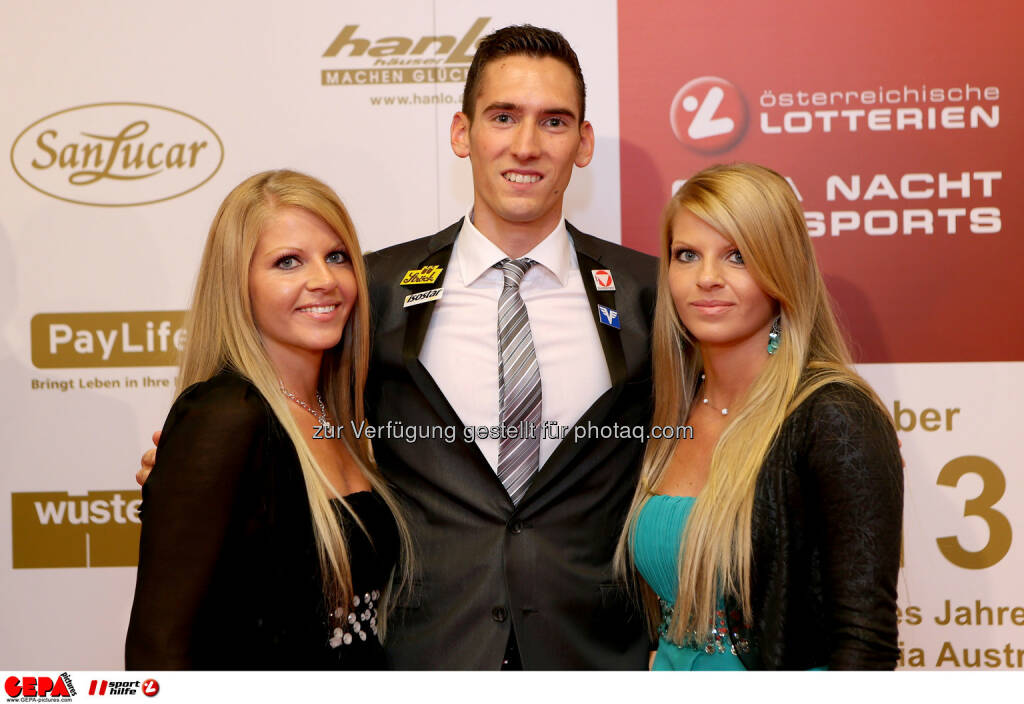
[591,269,615,291]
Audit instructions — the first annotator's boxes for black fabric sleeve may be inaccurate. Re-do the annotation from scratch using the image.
[805,386,903,670]
[125,375,268,669]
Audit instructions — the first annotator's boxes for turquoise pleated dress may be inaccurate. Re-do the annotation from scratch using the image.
[631,495,746,671]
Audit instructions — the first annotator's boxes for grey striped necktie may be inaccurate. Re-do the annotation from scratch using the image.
[495,258,541,505]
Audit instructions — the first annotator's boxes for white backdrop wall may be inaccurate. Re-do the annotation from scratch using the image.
[1,0,621,669]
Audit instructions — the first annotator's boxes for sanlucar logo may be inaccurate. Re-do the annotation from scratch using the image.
[10,102,224,207]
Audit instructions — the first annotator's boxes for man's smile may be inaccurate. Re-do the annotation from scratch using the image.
[503,170,542,184]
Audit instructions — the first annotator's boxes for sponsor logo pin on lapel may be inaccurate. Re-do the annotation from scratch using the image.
[591,269,615,291]
[403,288,443,307]
[401,265,443,286]
[597,304,621,329]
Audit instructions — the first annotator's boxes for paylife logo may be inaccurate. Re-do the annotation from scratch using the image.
[670,76,748,153]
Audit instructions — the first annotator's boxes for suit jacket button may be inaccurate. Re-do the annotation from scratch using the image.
[509,520,523,535]
[492,606,508,622]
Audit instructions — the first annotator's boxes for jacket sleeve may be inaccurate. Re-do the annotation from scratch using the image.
[125,376,267,669]
[804,386,903,670]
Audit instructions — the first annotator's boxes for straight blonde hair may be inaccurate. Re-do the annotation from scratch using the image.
[615,163,888,642]
[178,169,411,635]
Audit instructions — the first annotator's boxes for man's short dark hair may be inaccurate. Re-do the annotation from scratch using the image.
[461,24,587,122]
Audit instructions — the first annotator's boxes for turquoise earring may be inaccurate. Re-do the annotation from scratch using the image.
[767,316,781,355]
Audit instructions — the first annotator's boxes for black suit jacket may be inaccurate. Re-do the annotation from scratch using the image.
[365,220,656,669]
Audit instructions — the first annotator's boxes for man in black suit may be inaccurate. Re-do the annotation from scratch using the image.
[139,25,656,670]
[366,25,655,669]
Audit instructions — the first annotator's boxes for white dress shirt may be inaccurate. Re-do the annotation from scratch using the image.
[419,210,613,472]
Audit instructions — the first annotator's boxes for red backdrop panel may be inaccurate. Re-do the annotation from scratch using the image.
[617,0,1022,362]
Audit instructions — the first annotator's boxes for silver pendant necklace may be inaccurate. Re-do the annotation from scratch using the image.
[700,373,728,416]
[280,384,331,425]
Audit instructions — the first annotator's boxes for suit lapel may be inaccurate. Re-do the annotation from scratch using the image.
[576,256,627,388]
[401,252,453,366]
[399,221,465,431]
[398,221,512,505]
[395,221,638,512]
[520,224,631,506]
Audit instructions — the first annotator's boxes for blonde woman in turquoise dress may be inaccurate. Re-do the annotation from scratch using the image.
[615,163,902,670]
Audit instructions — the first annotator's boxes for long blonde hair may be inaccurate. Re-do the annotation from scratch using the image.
[615,162,887,641]
[178,169,411,634]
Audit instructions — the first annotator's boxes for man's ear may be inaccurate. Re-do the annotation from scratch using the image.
[451,111,471,158]
[575,120,595,168]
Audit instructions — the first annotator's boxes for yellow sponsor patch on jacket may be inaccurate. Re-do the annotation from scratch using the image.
[400,265,443,286]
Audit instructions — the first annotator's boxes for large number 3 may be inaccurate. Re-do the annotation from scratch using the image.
[936,456,1012,569]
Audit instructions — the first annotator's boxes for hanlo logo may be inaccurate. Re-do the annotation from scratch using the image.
[321,17,490,87]
[10,102,224,207]
[670,76,748,153]
[4,674,75,699]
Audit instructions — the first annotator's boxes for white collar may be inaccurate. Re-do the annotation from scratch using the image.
[454,206,574,287]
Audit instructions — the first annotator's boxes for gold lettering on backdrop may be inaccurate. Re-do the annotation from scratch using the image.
[935,642,1024,668]
[446,17,488,64]
[32,130,58,168]
[12,103,224,207]
[31,311,187,369]
[11,490,142,568]
[897,605,923,625]
[411,35,455,55]
[935,456,1012,569]
[323,24,370,57]
[321,67,467,86]
[897,641,926,668]
[28,121,210,185]
[323,17,489,62]
[933,599,1024,626]
[367,37,413,57]
[899,599,1024,668]
[30,374,175,392]
[892,400,960,431]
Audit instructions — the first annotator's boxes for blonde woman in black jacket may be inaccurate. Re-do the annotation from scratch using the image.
[615,163,902,670]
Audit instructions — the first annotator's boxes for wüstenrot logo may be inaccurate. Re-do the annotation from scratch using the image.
[11,490,142,568]
[669,76,748,153]
[10,102,224,207]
